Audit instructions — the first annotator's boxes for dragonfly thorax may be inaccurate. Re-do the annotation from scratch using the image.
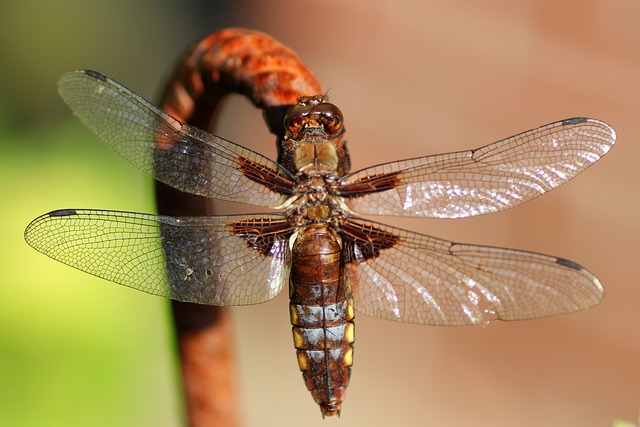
[288,174,344,225]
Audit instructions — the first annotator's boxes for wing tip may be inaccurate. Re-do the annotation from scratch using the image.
[556,257,605,305]
[563,116,617,145]
[24,209,79,246]
[58,70,108,92]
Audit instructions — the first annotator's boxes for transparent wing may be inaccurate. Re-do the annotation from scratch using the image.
[58,70,294,208]
[341,217,603,326]
[338,118,615,218]
[24,209,293,305]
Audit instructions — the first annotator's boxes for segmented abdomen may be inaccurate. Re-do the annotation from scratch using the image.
[289,224,355,417]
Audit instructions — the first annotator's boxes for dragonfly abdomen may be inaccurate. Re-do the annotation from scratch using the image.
[289,224,355,417]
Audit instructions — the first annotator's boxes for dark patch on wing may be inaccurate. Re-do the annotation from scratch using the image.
[335,171,402,197]
[562,117,588,125]
[84,70,108,82]
[237,156,295,195]
[340,220,401,263]
[231,217,293,256]
[556,257,583,271]
[49,209,78,217]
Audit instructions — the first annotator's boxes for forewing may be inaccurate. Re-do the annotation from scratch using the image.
[58,70,294,207]
[24,209,292,305]
[338,118,615,218]
[341,217,603,326]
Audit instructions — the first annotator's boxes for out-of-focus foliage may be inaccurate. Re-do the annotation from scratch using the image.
[0,1,230,426]
[0,119,180,426]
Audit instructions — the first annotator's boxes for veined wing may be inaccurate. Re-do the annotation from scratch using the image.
[340,217,603,326]
[337,118,615,218]
[24,209,293,305]
[58,70,294,208]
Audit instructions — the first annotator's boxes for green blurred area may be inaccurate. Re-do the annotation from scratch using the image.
[0,0,233,425]
[0,116,183,426]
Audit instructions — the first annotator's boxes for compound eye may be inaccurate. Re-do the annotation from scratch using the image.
[283,100,344,136]
[316,103,344,135]
[284,104,307,134]
[321,104,344,135]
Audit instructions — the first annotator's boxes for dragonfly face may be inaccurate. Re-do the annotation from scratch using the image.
[24,70,616,416]
[280,94,350,176]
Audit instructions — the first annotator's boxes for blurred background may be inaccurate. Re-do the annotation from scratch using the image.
[1,0,638,426]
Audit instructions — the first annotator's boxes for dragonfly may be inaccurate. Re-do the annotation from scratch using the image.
[25,70,616,416]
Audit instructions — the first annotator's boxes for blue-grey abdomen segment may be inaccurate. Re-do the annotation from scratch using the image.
[289,224,355,417]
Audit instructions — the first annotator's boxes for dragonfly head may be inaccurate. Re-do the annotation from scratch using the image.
[282,95,351,176]
[284,95,344,140]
